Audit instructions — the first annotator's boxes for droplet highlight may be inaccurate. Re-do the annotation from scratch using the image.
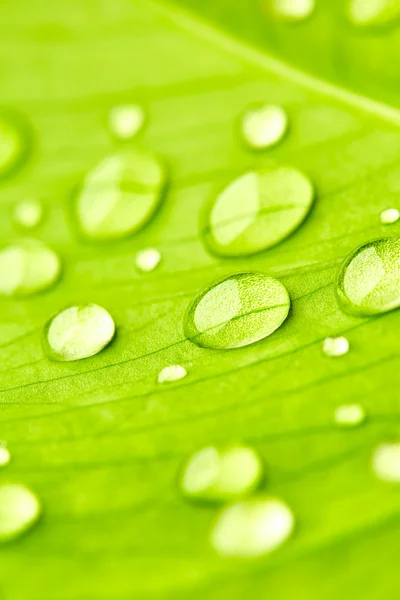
[269,0,315,21]
[185,272,290,350]
[322,336,349,357]
[372,442,400,482]
[202,168,314,257]
[135,248,161,272]
[181,445,263,502]
[334,404,365,427]
[109,104,145,140]
[157,364,187,383]
[348,0,400,27]
[0,483,41,542]
[76,148,165,241]
[44,304,115,362]
[13,198,43,229]
[211,497,294,557]
[380,208,399,225]
[241,104,288,150]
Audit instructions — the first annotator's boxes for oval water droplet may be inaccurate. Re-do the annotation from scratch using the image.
[337,237,400,316]
[241,104,288,150]
[372,442,400,482]
[184,272,290,350]
[0,445,10,467]
[0,483,41,542]
[75,148,165,241]
[268,0,315,21]
[322,336,349,357]
[0,240,61,296]
[181,445,263,502]
[157,364,187,383]
[135,247,161,273]
[44,304,115,362]
[202,168,314,257]
[380,208,399,225]
[109,104,145,140]
[348,0,400,27]
[0,112,30,180]
[334,404,365,427]
[13,198,43,229]
[211,497,294,557]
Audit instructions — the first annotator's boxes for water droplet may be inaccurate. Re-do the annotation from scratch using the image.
[211,497,294,557]
[181,445,263,502]
[76,148,165,241]
[157,364,187,383]
[185,272,290,350]
[0,113,29,180]
[0,240,61,296]
[13,198,43,229]
[44,304,115,362]
[135,248,161,272]
[270,0,315,21]
[241,104,288,150]
[202,168,314,257]
[109,104,145,140]
[337,238,400,316]
[322,336,349,357]
[0,445,10,467]
[380,208,399,225]
[348,0,400,27]
[0,483,41,542]
[372,442,400,482]
[334,404,365,427]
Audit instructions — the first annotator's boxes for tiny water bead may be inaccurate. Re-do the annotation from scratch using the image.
[269,0,315,21]
[0,240,61,296]
[184,272,290,350]
[337,237,400,316]
[0,113,28,179]
[372,443,400,482]
[0,483,41,542]
[0,446,10,467]
[135,248,161,272]
[44,304,115,362]
[348,0,400,27]
[380,208,399,225]
[241,104,288,150]
[334,404,365,427]
[76,148,165,241]
[13,198,43,229]
[202,168,314,257]
[181,445,263,502]
[211,497,294,557]
[322,336,349,357]
[157,364,187,383]
[109,104,145,140]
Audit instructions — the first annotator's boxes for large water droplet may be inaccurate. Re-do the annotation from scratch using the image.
[241,105,288,150]
[0,113,29,180]
[0,483,41,542]
[202,168,314,257]
[211,497,294,557]
[13,198,43,229]
[109,104,145,140]
[44,304,115,361]
[181,445,263,502]
[372,442,400,482]
[0,240,61,296]
[269,0,315,21]
[75,148,165,241]
[184,272,290,350]
[348,0,400,27]
[337,238,400,316]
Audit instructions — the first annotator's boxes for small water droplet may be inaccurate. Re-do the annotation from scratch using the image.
[0,240,61,296]
[185,272,290,350]
[135,248,161,272]
[334,404,365,427]
[0,445,10,467]
[241,104,288,150]
[211,497,294,557]
[380,208,399,225]
[13,198,43,229]
[157,364,187,383]
[322,336,349,357]
[44,304,115,362]
[0,483,41,542]
[269,0,315,21]
[75,148,165,241]
[109,104,145,140]
[372,442,400,482]
[181,445,263,502]
[202,168,314,257]
[0,113,29,180]
[348,0,400,27]
[337,237,400,316]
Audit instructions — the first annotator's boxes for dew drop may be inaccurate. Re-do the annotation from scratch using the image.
[334,404,365,427]
[181,445,263,502]
[380,208,399,225]
[270,0,315,21]
[337,237,400,316]
[372,442,400,482]
[322,336,349,357]
[0,240,61,296]
[13,198,43,229]
[75,148,165,241]
[348,0,400,27]
[0,483,41,542]
[135,247,161,272]
[241,104,288,150]
[211,497,294,557]
[202,168,314,257]
[0,113,29,180]
[0,445,10,467]
[44,304,115,362]
[185,272,290,350]
[109,104,145,140]
[157,364,187,383]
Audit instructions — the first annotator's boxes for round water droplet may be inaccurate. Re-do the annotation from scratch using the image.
[0,112,30,180]
[135,247,161,273]
[13,198,43,229]
[181,445,263,502]
[322,336,349,357]
[157,364,187,383]
[348,0,400,27]
[380,208,399,225]
[44,304,115,362]
[334,404,365,427]
[337,237,400,316]
[75,148,165,241]
[211,497,294,557]
[241,104,288,150]
[202,168,314,257]
[184,272,290,350]
[0,240,61,296]
[372,442,400,482]
[269,0,315,21]
[0,446,10,467]
[109,104,145,140]
[0,483,41,542]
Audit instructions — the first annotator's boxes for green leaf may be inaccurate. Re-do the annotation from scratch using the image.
[0,0,400,598]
